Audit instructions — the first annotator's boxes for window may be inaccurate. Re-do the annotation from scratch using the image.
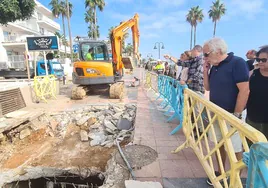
[81,42,109,61]
[40,27,44,35]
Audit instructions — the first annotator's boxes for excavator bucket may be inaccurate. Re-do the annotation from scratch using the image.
[122,56,134,70]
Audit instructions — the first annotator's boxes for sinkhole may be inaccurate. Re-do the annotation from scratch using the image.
[4,172,104,188]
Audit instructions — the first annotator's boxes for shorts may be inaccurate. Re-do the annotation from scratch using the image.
[208,113,242,153]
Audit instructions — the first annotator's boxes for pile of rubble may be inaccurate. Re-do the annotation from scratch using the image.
[50,104,137,148]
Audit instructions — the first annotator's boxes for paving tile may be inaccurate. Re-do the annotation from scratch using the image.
[134,160,162,178]
[156,140,183,147]
[135,127,154,135]
[182,148,199,161]
[187,159,207,178]
[155,135,179,141]
[159,159,194,178]
[157,146,185,160]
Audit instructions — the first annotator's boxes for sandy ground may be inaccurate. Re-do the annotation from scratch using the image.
[0,70,140,174]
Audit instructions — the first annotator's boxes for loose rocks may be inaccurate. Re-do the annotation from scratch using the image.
[50,104,137,147]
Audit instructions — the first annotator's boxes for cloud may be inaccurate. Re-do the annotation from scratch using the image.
[140,11,189,33]
[224,0,265,19]
[231,0,264,13]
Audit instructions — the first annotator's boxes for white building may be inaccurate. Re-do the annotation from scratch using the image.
[0,0,70,69]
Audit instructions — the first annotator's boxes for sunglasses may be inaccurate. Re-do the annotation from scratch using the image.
[255,58,268,63]
[203,51,213,57]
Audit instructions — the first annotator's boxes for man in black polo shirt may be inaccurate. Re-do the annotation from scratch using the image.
[203,38,250,185]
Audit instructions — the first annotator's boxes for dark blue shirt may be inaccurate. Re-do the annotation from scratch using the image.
[209,52,249,113]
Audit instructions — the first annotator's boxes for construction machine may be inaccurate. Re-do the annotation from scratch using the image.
[71,13,140,99]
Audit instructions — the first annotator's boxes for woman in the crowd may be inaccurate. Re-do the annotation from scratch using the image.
[246,46,268,139]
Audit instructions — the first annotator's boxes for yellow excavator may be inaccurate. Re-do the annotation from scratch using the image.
[71,13,140,99]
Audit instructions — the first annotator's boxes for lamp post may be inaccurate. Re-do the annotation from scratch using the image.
[153,42,165,59]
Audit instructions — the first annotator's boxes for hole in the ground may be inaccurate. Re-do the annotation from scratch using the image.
[4,173,104,188]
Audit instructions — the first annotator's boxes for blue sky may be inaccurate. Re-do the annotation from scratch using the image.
[40,0,267,60]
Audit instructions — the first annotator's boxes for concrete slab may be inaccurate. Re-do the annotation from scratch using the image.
[125,180,163,188]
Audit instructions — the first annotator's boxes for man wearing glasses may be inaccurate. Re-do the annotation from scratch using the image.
[202,38,249,185]
[164,45,205,95]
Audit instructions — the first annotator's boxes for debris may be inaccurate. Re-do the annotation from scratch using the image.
[80,130,88,142]
[77,116,90,126]
[117,118,132,130]
[20,128,31,139]
[88,117,97,126]
[0,133,6,142]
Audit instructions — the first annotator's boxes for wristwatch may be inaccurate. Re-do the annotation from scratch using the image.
[233,112,242,119]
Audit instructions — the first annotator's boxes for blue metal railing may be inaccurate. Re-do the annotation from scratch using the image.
[243,143,268,188]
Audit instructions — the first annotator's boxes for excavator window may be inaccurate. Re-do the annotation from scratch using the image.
[80,42,109,62]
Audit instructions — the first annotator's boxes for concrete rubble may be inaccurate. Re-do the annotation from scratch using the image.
[99,154,130,188]
[49,104,137,148]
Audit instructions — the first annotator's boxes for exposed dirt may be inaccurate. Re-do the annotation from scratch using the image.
[0,124,117,172]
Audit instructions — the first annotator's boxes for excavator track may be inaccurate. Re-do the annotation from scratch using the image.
[71,82,125,100]
[71,85,88,100]
[109,82,125,99]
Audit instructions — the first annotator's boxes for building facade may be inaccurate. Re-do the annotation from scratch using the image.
[0,0,70,69]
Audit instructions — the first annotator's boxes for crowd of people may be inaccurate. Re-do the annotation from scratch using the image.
[146,38,268,185]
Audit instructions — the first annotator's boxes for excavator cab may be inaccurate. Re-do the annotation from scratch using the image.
[72,41,115,86]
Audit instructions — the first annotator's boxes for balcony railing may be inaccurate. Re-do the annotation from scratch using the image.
[37,14,60,30]
[3,36,26,43]
[7,55,26,69]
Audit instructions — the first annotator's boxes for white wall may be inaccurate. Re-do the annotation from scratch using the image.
[0,27,8,63]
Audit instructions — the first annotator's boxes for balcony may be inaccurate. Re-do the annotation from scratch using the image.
[6,55,34,69]
[37,14,60,31]
[3,36,26,43]
[7,55,25,69]
[3,22,40,35]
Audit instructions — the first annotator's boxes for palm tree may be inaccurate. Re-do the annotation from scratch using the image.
[108,26,115,40]
[125,43,133,55]
[186,6,204,48]
[65,0,73,61]
[50,0,67,57]
[85,0,105,39]
[186,7,195,50]
[208,0,226,37]
[122,32,129,50]
[55,31,67,46]
[192,6,204,46]
[85,8,94,39]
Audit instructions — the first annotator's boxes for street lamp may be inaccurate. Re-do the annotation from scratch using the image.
[153,42,165,59]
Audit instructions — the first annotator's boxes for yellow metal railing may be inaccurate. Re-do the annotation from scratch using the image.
[172,89,267,187]
[144,71,158,93]
[33,75,57,103]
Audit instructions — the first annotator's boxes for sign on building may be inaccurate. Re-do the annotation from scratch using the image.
[73,44,79,53]
[26,36,59,51]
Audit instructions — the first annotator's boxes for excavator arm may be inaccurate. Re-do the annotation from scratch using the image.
[110,13,140,74]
